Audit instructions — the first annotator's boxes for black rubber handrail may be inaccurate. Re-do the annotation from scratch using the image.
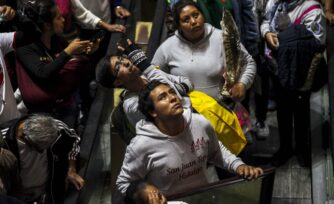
[63,1,132,203]
[167,165,275,204]
[146,0,167,61]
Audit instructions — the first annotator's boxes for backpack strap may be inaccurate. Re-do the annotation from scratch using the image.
[294,4,321,25]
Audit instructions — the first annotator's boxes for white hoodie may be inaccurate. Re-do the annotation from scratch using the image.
[116,108,244,195]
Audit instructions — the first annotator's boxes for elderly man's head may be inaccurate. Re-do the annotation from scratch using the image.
[18,114,59,152]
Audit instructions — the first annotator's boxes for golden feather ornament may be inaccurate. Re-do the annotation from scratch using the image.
[220,8,242,99]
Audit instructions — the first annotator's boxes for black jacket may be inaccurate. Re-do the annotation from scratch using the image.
[0,115,80,204]
[276,24,324,90]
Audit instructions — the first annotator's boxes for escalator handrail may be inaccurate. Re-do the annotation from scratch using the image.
[146,0,167,61]
[167,165,275,202]
[63,1,132,203]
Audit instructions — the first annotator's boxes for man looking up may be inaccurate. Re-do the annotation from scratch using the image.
[96,40,193,134]
[116,81,263,195]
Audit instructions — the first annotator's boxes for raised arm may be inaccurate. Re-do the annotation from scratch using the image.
[16,38,91,79]
[55,119,85,190]
[207,121,263,180]
[70,0,125,32]
[143,66,194,96]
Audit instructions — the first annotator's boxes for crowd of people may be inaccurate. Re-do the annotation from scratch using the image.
[0,0,129,203]
[0,0,331,203]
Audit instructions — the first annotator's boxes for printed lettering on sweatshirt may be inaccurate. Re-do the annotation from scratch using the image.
[166,137,208,181]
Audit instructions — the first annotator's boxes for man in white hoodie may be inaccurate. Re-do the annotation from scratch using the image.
[116,80,263,196]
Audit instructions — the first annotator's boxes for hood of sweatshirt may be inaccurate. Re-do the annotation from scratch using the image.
[135,108,192,139]
[175,23,214,45]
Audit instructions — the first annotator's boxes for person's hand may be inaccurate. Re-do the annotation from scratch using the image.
[0,5,16,22]
[236,164,263,180]
[265,32,279,48]
[116,38,135,54]
[325,10,334,24]
[174,83,190,96]
[229,82,246,102]
[64,38,91,56]
[117,39,150,71]
[105,23,126,33]
[146,190,167,204]
[86,38,101,54]
[66,171,85,190]
[114,6,131,19]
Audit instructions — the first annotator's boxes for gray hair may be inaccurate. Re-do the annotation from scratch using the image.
[23,114,59,151]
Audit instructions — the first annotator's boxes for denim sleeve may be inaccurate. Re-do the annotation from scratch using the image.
[113,0,122,7]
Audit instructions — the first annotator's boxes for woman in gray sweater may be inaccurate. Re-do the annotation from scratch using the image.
[151,0,256,102]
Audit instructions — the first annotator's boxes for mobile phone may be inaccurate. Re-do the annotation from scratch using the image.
[118,33,129,48]
[90,30,107,42]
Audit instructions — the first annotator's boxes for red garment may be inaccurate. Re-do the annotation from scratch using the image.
[16,56,90,112]
[55,0,72,32]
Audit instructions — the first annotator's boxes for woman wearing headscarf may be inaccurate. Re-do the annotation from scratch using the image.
[261,0,326,167]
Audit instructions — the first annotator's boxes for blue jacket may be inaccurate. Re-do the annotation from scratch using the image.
[232,0,259,56]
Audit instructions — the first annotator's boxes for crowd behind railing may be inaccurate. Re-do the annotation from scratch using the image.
[0,0,333,203]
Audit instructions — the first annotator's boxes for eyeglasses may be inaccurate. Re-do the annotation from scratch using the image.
[113,57,132,77]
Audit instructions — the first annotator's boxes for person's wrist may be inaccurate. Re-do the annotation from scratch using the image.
[68,167,76,174]
[64,48,73,56]
[264,31,272,38]
[324,8,333,13]
[97,20,104,28]
[236,82,246,88]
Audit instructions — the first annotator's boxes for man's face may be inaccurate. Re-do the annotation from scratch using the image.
[110,56,141,87]
[149,84,183,120]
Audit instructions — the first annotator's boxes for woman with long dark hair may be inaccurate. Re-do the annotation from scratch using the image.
[15,0,98,127]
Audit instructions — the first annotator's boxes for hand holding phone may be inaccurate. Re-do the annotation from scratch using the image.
[90,30,107,42]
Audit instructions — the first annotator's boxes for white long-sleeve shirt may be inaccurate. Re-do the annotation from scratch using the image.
[0,33,20,123]
[70,0,101,29]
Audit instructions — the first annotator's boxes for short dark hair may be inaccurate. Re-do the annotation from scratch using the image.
[138,80,169,122]
[172,0,203,29]
[95,55,117,88]
[125,179,149,204]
